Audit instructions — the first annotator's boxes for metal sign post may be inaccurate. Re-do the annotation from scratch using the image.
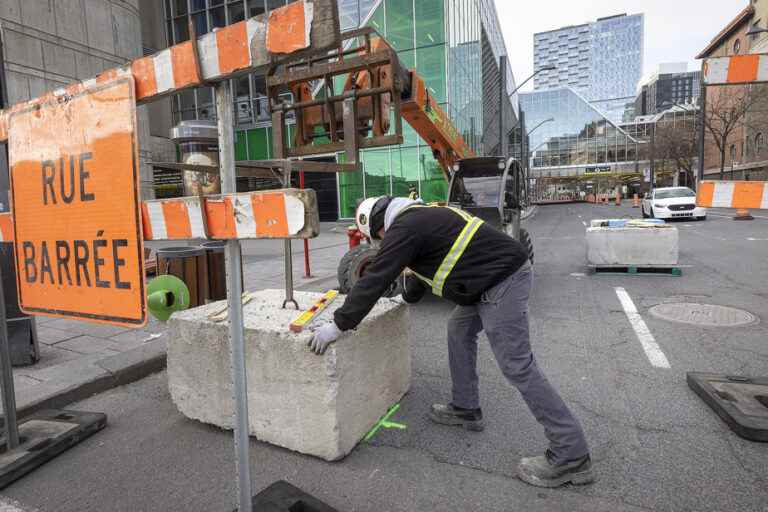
[0,268,19,449]
[215,82,253,512]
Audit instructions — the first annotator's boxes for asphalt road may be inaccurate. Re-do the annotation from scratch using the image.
[4,203,768,512]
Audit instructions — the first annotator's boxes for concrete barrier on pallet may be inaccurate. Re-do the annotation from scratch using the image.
[167,289,410,461]
[586,225,679,267]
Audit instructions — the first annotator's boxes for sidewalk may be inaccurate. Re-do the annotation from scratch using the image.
[1,223,351,416]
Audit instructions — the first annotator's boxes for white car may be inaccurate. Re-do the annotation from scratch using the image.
[641,187,706,221]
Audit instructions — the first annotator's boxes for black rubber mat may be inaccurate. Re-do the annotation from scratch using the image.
[0,409,107,488]
[687,372,768,442]
[234,480,339,512]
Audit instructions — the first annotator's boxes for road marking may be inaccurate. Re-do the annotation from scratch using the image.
[614,287,671,369]
[747,237,768,241]
[582,221,587,227]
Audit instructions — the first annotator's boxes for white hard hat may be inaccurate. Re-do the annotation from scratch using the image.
[355,197,382,239]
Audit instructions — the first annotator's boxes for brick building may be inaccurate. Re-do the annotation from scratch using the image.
[697,1,768,181]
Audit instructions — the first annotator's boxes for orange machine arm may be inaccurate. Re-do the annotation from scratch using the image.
[401,72,475,180]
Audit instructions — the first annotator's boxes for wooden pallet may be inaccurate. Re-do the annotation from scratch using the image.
[591,265,682,277]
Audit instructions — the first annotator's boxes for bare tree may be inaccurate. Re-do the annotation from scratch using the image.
[702,85,765,179]
[654,117,697,187]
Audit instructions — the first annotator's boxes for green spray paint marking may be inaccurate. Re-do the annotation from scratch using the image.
[364,403,407,442]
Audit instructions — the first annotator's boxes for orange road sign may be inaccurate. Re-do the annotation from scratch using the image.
[8,77,146,327]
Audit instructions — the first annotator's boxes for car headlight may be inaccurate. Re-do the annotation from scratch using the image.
[654,203,666,208]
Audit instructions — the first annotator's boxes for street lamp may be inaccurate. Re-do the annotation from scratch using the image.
[526,118,555,173]
[509,65,557,98]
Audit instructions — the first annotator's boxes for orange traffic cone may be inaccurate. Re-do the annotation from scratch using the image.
[734,209,754,221]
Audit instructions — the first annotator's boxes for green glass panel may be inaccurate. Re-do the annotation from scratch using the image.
[247,127,270,160]
[338,153,364,218]
[235,130,248,161]
[419,146,448,202]
[367,3,386,36]
[416,45,446,103]
[415,0,445,46]
[385,0,414,51]
[363,149,391,198]
[391,146,419,198]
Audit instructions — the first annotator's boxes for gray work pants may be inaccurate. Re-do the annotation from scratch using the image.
[447,262,589,463]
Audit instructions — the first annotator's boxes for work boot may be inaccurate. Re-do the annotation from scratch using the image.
[428,403,484,431]
[517,450,595,488]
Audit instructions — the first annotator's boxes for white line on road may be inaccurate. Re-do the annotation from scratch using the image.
[747,237,768,241]
[614,287,671,369]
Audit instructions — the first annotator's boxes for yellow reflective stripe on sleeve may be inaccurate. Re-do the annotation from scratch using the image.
[431,217,484,296]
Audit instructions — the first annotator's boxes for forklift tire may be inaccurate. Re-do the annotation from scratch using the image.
[519,228,534,265]
[337,245,402,297]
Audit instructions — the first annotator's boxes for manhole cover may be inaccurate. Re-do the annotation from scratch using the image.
[649,303,757,327]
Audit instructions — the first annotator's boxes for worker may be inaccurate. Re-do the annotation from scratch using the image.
[309,196,593,488]
[408,184,419,200]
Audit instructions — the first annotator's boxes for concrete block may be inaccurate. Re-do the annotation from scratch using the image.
[54,0,87,45]
[168,289,411,461]
[20,0,56,35]
[586,226,679,267]
[41,42,77,80]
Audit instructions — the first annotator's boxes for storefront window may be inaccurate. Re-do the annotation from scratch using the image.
[363,149,392,198]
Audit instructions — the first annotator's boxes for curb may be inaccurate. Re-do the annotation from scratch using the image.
[12,337,168,419]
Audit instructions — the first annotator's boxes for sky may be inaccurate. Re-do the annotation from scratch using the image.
[495,0,746,92]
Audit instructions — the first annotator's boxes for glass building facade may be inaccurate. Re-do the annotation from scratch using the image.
[533,13,643,124]
[163,0,516,219]
[521,88,642,172]
[521,87,697,201]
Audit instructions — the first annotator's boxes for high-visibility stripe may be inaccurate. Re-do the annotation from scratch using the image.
[0,1,333,142]
[266,0,314,54]
[252,192,290,237]
[131,56,158,98]
[404,206,484,296]
[697,180,768,210]
[0,213,14,242]
[170,41,202,90]
[145,202,168,240]
[431,218,483,296]
[703,53,768,85]
[762,185,768,210]
[162,201,193,239]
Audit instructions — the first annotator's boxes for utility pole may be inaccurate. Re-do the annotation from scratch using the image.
[499,56,507,157]
[697,79,707,189]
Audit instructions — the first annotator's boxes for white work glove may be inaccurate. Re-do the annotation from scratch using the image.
[308,321,343,355]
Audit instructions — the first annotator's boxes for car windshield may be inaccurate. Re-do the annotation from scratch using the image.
[449,176,501,207]
[655,188,696,200]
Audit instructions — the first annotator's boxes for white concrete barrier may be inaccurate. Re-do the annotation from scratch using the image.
[167,289,411,461]
[586,225,679,267]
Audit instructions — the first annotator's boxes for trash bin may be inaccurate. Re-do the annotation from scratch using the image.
[156,247,209,308]
[200,241,243,303]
